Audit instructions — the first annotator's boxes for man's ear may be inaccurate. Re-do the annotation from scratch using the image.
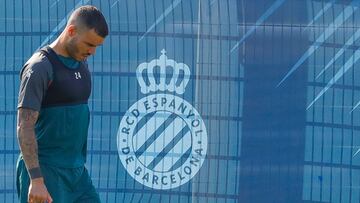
[67,25,77,37]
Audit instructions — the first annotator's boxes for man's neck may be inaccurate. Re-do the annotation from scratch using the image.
[49,37,69,57]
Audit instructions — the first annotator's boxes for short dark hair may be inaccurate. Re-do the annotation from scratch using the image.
[69,5,109,38]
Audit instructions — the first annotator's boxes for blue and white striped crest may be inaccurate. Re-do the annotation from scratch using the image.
[117,50,207,190]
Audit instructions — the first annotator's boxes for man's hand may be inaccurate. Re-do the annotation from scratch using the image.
[28,178,53,203]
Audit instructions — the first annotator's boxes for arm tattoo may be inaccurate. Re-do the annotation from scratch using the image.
[16,108,42,179]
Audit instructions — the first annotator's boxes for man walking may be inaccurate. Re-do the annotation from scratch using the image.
[16,5,108,203]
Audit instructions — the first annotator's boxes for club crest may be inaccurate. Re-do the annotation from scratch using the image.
[117,49,208,189]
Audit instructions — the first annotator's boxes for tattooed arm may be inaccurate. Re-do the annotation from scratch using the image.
[17,108,40,175]
[17,107,53,203]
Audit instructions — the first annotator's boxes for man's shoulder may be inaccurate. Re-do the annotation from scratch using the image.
[25,51,51,68]
[21,51,53,79]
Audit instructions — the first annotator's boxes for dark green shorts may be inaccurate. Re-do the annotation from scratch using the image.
[16,157,100,203]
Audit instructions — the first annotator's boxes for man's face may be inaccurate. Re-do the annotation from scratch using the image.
[65,27,105,61]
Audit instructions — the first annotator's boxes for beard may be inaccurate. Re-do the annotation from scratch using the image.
[65,38,80,60]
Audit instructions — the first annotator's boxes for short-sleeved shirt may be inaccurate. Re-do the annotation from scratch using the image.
[18,52,52,111]
[18,47,91,168]
[18,52,81,110]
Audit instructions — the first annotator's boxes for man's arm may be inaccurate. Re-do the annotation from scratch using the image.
[17,107,52,203]
[17,108,40,173]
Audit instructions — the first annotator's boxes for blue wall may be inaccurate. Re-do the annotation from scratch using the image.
[0,0,360,202]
